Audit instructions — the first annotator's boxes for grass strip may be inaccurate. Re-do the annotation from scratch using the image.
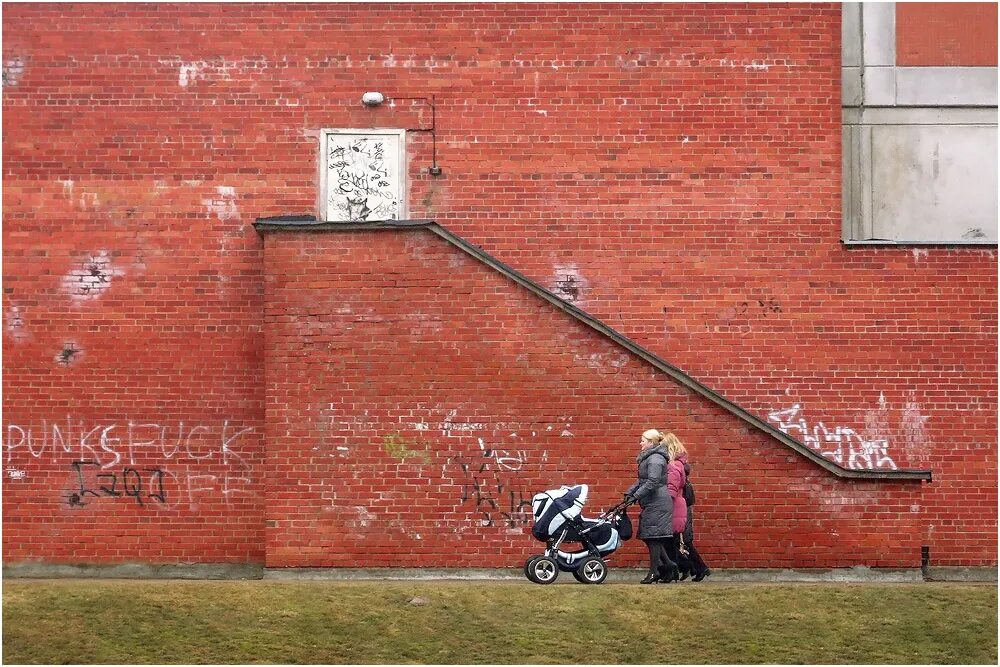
[2,580,996,664]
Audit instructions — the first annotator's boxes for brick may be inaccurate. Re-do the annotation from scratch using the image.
[1,3,994,569]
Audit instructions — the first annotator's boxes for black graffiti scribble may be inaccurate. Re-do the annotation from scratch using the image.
[758,298,782,314]
[329,138,398,221]
[69,461,103,505]
[735,298,782,318]
[57,344,81,366]
[500,486,533,527]
[145,468,167,503]
[450,453,532,528]
[66,460,167,507]
[96,471,120,497]
[76,262,112,296]
[554,276,581,302]
[123,468,143,505]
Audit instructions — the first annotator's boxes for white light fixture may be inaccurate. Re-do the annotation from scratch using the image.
[361,91,385,107]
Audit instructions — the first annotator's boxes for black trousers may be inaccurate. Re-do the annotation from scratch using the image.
[675,533,709,576]
[642,537,677,578]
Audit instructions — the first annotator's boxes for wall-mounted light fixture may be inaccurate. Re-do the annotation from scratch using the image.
[361,92,442,176]
[361,91,385,107]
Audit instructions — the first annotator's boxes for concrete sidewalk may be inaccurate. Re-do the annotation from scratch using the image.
[4,562,996,583]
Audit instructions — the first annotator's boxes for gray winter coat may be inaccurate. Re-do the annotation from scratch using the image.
[626,444,674,540]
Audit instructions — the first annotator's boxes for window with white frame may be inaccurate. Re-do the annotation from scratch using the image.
[320,129,406,222]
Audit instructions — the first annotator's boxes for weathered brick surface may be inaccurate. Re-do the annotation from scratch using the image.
[263,229,925,568]
[3,4,995,567]
[897,2,998,67]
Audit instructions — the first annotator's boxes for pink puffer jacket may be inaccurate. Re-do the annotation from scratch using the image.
[667,458,688,534]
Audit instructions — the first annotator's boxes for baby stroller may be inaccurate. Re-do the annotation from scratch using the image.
[524,484,634,585]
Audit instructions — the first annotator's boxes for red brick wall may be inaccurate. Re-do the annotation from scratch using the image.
[897,3,999,66]
[3,3,995,568]
[262,229,925,568]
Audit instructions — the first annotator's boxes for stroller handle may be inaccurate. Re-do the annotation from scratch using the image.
[597,497,636,519]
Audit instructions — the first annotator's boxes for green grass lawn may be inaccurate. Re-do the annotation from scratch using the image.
[2,579,996,664]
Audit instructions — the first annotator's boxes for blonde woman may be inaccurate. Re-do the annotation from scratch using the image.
[624,428,679,584]
[664,433,711,582]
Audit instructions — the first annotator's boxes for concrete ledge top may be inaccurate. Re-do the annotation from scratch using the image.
[3,562,264,580]
[262,566,931,584]
[5,563,997,583]
[253,216,433,233]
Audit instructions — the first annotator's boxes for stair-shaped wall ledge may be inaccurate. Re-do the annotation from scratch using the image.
[254,216,933,482]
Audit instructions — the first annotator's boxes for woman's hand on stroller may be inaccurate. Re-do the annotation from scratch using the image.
[623,493,637,505]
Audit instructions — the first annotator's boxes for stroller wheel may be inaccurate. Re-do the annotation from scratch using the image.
[573,556,608,584]
[523,556,544,583]
[528,556,559,584]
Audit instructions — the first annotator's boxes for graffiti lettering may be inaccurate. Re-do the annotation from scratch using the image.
[68,460,169,507]
[6,418,252,468]
[6,417,255,510]
[768,404,897,470]
[327,135,399,221]
[449,441,532,527]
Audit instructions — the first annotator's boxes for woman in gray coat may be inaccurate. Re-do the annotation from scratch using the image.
[625,429,679,584]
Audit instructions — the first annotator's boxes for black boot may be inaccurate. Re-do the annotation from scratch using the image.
[692,568,712,582]
[640,573,660,584]
[656,566,679,583]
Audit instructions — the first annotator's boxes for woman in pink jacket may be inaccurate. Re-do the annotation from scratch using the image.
[665,433,711,582]
[664,434,688,580]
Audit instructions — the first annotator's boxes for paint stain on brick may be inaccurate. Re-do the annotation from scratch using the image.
[2,57,26,87]
[901,391,931,456]
[203,186,240,221]
[5,305,27,341]
[54,342,82,367]
[550,264,588,303]
[861,392,891,449]
[61,251,125,302]
[167,57,267,88]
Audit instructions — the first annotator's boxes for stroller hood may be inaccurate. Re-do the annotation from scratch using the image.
[531,484,588,542]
